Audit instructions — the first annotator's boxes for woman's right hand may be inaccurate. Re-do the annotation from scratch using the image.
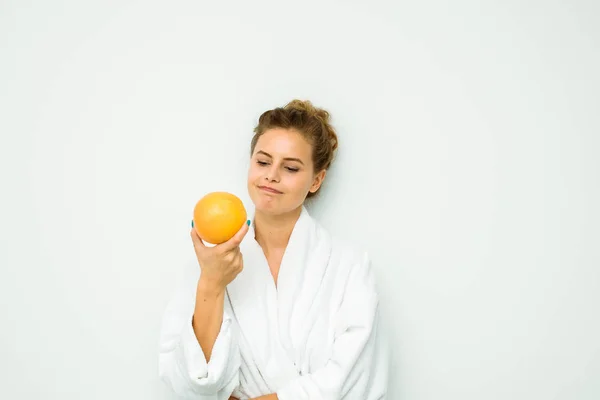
[190,221,250,291]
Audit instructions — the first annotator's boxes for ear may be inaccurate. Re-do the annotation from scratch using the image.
[309,169,327,193]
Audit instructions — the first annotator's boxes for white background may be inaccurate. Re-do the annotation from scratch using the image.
[1,0,599,399]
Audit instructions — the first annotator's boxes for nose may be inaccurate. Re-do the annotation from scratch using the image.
[265,164,280,183]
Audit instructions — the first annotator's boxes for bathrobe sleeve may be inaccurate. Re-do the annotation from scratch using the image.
[277,252,389,400]
[158,261,241,400]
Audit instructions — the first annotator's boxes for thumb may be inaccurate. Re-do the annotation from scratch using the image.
[220,220,250,252]
[190,226,207,251]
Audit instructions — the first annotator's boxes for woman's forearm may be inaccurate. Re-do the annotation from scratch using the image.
[192,278,225,362]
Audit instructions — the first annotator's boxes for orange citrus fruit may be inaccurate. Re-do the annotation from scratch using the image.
[193,192,247,244]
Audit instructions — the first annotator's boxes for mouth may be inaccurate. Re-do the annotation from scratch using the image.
[258,185,283,194]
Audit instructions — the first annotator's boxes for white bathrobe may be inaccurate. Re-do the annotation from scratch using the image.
[158,206,388,399]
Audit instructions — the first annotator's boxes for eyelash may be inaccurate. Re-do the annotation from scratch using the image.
[256,160,299,172]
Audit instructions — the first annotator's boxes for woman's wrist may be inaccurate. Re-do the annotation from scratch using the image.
[197,276,225,296]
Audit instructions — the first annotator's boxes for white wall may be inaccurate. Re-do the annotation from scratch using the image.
[1,0,599,399]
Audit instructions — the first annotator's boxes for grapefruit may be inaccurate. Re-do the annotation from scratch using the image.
[193,192,247,244]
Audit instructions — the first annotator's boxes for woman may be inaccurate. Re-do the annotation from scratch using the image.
[159,100,389,399]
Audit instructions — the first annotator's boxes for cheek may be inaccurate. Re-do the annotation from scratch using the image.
[247,164,261,181]
[290,173,313,193]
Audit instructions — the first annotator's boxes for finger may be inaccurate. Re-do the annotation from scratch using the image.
[236,252,244,272]
[219,220,250,252]
[227,248,240,260]
[190,228,207,251]
[223,251,236,264]
[231,251,241,265]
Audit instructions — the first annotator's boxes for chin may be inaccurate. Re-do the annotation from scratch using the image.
[255,203,279,215]
[253,196,283,214]
[248,187,278,213]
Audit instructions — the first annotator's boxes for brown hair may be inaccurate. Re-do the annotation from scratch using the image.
[250,99,339,198]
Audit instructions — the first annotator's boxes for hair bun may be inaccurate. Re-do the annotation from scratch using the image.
[284,100,337,150]
[285,99,327,120]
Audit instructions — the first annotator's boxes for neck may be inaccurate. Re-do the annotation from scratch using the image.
[253,206,303,255]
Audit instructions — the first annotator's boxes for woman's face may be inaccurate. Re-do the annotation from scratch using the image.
[247,128,325,215]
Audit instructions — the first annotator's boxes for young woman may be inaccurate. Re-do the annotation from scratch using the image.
[159,100,388,399]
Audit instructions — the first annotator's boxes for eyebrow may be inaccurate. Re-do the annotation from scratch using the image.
[256,150,305,165]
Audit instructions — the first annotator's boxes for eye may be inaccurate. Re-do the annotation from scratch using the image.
[286,167,299,172]
[256,160,269,166]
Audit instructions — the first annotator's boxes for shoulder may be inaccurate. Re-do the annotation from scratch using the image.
[309,213,374,280]
[331,235,370,268]
[328,233,380,307]
[310,219,380,305]
[324,228,374,282]
[311,216,369,267]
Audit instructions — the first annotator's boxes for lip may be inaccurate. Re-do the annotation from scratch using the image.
[258,185,283,194]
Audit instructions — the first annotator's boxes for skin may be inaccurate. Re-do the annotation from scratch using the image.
[190,221,248,362]
[247,128,326,286]
[193,127,327,400]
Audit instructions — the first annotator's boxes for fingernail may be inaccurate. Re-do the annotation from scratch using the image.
[246,220,251,226]
[191,220,194,228]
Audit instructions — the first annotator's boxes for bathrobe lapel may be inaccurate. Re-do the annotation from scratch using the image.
[226,206,333,389]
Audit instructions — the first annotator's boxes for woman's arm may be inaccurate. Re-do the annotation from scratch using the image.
[190,223,247,363]
[158,261,241,399]
[193,278,226,362]
[159,224,249,398]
